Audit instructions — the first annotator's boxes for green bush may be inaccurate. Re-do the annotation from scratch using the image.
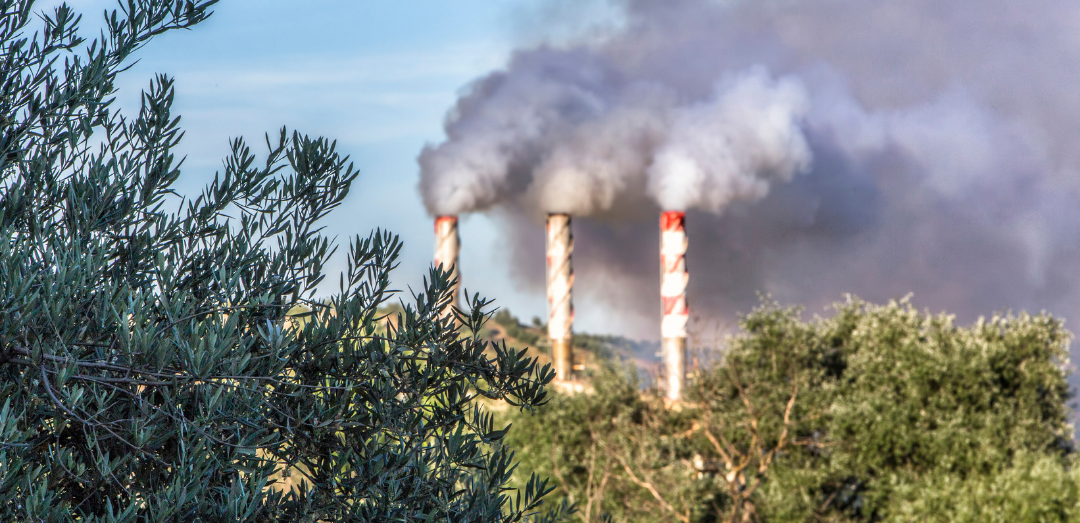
[0,1,565,520]
[506,297,1077,522]
[505,364,709,523]
[885,450,1080,523]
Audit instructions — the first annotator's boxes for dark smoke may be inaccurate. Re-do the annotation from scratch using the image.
[420,0,1080,353]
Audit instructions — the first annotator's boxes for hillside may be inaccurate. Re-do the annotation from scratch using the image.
[484,309,660,384]
[369,303,660,384]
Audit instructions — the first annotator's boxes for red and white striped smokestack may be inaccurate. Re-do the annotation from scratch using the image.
[546,213,574,381]
[660,211,689,401]
[434,215,461,313]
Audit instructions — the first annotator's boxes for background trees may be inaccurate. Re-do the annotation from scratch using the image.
[0,1,564,520]
[505,298,1078,522]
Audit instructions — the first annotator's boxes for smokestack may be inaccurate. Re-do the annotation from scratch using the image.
[434,215,461,313]
[660,211,688,401]
[546,213,575,381]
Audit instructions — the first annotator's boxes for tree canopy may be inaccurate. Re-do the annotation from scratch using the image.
[0,1,564,520]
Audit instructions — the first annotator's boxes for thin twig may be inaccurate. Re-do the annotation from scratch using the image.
[614,454,690,523]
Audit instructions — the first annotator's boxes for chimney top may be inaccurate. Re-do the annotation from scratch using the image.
[434,215,458,231]
[661,210,685,231]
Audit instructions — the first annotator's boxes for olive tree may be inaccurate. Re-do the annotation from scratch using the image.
[0,1,564,521]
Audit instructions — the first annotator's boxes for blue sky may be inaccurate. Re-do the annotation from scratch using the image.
[55,0,615,331]
[41,0,1080,352]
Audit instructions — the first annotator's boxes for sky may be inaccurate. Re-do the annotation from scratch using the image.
[55,0,593,330]
[44,0,1080,381]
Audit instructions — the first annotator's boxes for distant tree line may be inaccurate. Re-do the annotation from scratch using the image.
[492,309,659,365]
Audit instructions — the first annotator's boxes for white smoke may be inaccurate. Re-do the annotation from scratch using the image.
[418,0,1080,377]
[417,48,614,216]
[527,84,671,215]
[647,68,811,212]
[418,49,812,217]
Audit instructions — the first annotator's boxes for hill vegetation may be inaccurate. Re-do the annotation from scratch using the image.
[482,309,659,384]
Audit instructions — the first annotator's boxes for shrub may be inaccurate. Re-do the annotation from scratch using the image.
[506,297,1077,522]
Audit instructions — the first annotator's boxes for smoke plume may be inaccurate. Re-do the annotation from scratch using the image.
[418,0,1080,349]
[418,50,811,217]
[648,68,811,212]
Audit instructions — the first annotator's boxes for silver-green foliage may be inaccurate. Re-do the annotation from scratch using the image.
[0,1,564,520]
